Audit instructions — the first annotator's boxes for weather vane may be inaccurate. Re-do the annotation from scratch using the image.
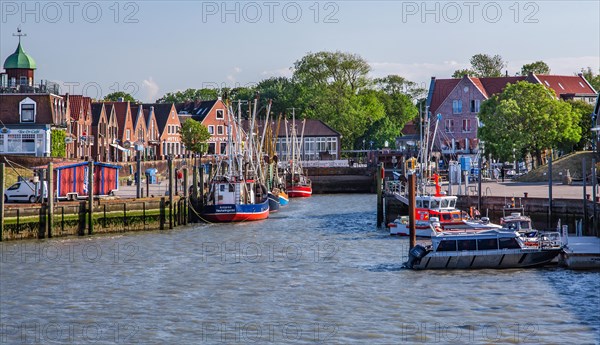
[13,26,26,43]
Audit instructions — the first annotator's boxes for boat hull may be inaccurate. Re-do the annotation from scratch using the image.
[278,191,289,206]
[268,192,280,213]
[411,249,561,270]
[202,200,269,222]
[287,185,312,198]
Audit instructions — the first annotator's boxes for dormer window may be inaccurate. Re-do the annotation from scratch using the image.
[19,97,36,123]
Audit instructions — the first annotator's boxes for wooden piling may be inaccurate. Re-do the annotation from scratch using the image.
[183,168,188,225]
[0,163,4,241]
[583,159,588,234]
[88,160,94,235]
[47,162,54,238]
[592,158,597,236]
[377,162,384,228]
[159,197,165,230]
[168,157,173,230]
[408,173,416,250]
[136,150,142,199]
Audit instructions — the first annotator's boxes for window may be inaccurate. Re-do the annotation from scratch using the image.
[208,125,214,134]
[217,126,224,135]
[207,143,216,154]
[445,119,454,133]
[477,238,498,250]
[126,129,131,140]
[499,237,521,249]
[220,143,226,155]
[470,100,480,112]
[457,239,477,251]
[19,76,27,85]
[437,240,457,251]
[462,119,471,132]
[216,109,224,119]
[452,100,462,114]
[8,183,20,191]
[21,104,35,122]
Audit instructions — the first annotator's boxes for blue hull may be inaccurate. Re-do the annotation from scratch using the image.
[268,192,280,213]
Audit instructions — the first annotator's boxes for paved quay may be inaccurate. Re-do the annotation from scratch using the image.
[444,180,600,200]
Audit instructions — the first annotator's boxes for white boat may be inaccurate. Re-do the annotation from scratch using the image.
[389,215,501,237]
[404,229,563,270]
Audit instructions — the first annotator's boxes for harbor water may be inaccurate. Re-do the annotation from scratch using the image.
[1,194,598,344]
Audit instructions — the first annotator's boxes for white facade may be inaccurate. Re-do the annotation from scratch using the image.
[0,127,51,156]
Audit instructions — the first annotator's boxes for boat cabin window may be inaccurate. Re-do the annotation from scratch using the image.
[457,239,477,251]
[442,214,452,221]
[430,200,439,209]
[220,185,226,192]
[229,184,235,192]
[519,221,531,230]
[417,200,423,208]
[441,199,450,208]
[477,238,498,250]
[452,213,460,220]
[449,199,456,208]
[437,240,457,251]
[506,222,518,231]
[499,237,521,249]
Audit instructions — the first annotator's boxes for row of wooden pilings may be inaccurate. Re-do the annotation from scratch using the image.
[0,157,196,241]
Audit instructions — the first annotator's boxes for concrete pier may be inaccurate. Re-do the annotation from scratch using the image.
[560,236,600,269]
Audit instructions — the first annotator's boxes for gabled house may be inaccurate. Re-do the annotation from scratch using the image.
[144,106,161,160]
[103,101,135,161]
[91,103,109,162]
[104,104,119,162]
[0,93,68,156]
[175,99,229,156]
[426,73,598,155]
[130,104,148,158]
[144,103,181,159]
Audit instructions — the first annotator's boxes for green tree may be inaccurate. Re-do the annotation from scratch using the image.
[50,129,66,158]
[451,69,476,78]
[156,88,219,103]
[478,81,581,166]
[104,92,136,102]
[520,61,551,75]
[293,51,371,93]
[580,67,600,91]
[567,100,595,151]
[454,54,507,78]
[180,119,211,155]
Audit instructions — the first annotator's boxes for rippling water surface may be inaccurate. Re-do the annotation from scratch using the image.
[1,194,598,344]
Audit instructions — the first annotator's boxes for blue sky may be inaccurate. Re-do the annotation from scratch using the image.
[1,1,599,101]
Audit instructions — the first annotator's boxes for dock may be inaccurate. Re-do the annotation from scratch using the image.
[560,236,600,269]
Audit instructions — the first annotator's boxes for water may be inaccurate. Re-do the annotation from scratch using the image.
[1,194,598,344]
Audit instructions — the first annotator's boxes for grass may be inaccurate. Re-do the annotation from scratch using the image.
[515,151,600,182]
[3,209,164,225]
[3,166,35,189]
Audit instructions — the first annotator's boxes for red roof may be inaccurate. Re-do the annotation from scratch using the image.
[102,101,131,138]
[478,76,526,97]
[533,74,597,96]
[428,79,460,113]
[67,95,83,121]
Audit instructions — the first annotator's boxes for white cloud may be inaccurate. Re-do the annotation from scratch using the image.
[233,66,242,73]
[260,67,293,78]
[141,77,159,102]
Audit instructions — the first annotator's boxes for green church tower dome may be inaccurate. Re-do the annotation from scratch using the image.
[3,42,36,70]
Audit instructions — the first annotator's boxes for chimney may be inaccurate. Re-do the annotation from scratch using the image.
[218,96,222,101]
[505,70,508,77]
[118,97,124,102]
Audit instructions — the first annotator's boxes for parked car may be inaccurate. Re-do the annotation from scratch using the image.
[4,180,47,203]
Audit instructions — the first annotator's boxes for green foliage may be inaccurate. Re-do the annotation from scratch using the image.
[156,88,219,103]
[50,129,66,158]
[104,92,136,102]
[580,67,600,91]
[180,119,211,155]
[454,54,506,78]
[478,81,581,165]
[520,61,551,75]
[567,100,595,151]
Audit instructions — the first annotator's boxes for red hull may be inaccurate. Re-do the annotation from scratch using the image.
[287,185,312,198]
[202,211,269,222]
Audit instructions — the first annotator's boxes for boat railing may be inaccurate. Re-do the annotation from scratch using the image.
[386,180,406,195]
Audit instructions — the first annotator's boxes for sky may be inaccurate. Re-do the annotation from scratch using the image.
[1,0,599,102]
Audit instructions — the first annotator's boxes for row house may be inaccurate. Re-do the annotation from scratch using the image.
[426,73,598,155]
[65,95,93,159]
[102,101,135,162]
[176,98,232,156]
[91,103,119,162]
[144,103,182,159]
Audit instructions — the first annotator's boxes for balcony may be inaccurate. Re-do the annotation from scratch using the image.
[0,80,61,94]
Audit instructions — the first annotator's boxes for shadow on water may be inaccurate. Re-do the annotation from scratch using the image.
[543,268,600,342]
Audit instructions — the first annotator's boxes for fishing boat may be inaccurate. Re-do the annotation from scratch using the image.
[278,189,289,206]
[285,111,312,198]
[404,229,563,270]
[201,100,269,223]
